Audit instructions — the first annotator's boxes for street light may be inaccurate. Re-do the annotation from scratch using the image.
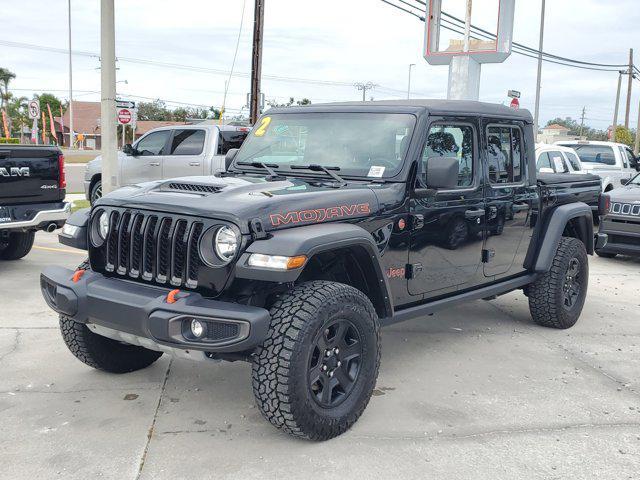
[407,63,415,99]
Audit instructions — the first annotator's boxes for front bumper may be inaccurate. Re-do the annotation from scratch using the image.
[40,266,271,357]
[596,216,640,256]
[0,202,70,231]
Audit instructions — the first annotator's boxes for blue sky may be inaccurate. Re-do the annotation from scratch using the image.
[3,0,639,129]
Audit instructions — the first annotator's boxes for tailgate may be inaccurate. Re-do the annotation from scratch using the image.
[0,146,65,205]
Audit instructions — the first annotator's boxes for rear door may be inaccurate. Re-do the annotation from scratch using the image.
[121,129,171,185]
[483,122,533,278]
[408,117,485,297]
[162,128,207,179]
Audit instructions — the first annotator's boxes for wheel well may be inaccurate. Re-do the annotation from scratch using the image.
[297,246,389,318]
[562,216,594,254]
[90,174,101,192]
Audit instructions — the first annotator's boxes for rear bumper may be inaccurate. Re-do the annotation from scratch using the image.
[40,266,271,356]
[0,202,70,231]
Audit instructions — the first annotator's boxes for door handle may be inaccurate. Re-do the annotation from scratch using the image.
[464,209,485,220]
[149,162,160,166]
[189,162,201,166]
[513,203,530,212]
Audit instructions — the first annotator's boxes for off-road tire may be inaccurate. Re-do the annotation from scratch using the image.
[58,259,163,373]
[528,237,588,329]
[595,250,616,258]
[0,231,35,260]
[252,281,380,440]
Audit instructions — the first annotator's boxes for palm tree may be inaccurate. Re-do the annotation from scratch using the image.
[0,67,16,112]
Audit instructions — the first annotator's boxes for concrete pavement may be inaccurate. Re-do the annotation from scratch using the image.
[1,232,639,479]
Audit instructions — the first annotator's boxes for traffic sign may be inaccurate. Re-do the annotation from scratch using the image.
[28,99,40,120]
[509,97,520,109]
[116,100,136,109]
[117,108,133,125]
[507,90,521,99]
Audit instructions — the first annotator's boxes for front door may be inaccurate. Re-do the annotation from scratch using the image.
[162,129,207,179]
[483,122,533,278]
[408,118,485,297]
[121,129,171,185]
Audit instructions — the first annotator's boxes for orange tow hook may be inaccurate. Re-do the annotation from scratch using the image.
[166,289,181,304]
[72,269,86,283]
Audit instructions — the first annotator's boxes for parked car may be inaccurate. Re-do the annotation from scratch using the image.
[43,100,595,441]
[536,144,585,174]
[0,145,70,260]
[84,124,250,204]
[596,172,640,258]
[556,140,639,192]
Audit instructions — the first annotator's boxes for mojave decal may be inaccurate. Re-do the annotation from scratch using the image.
[269,203,371,227]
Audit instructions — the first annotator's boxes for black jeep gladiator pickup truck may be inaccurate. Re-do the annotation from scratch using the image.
[1,145,70,259]
[41,100,595,440]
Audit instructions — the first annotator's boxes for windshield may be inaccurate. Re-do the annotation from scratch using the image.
[565,144,616,166]
[629,173,640,185]
[233,113,416,178]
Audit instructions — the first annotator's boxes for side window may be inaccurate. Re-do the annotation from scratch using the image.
[170,130,205,155]
[549,151,568,173]
[625,148,638,169]
[420,124,474,188]
[487,126,523,184]
[565,152,581,171]
[536,152,552,170]
[217,130,249,155]
[619,146,629,168]
[136,131,170,156]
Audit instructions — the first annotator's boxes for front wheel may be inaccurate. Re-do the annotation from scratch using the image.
[528,237,588,329]
[252,281,380,440]
[90,179,102,205]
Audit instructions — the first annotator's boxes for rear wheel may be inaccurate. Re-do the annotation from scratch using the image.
[252,281,380,440]
[0,231,35,260]
[528,237,588,329]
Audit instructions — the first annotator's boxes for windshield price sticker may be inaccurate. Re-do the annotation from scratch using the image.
[367,166,385,178]
[254,116,272,137]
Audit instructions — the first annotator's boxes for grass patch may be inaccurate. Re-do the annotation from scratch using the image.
[64,154,99,164]
[71,199,90,213]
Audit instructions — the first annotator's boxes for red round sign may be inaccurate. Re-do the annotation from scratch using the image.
[118,108,132,124]
[509,97,520,109]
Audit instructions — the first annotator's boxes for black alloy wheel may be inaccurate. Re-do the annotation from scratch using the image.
[562,257,582,310]
[308,319,363,408]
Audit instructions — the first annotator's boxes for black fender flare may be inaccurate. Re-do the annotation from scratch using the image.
[58,208,90,251]
[235,223,393,317]
[526,202,594,273]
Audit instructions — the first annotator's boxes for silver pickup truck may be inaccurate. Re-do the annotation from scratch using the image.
[84,124,249,203]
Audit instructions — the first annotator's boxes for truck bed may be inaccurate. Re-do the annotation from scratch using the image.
[537,172,601,210]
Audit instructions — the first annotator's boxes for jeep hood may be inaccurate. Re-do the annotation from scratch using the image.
[607,184,640,202]
[96,175,382,234]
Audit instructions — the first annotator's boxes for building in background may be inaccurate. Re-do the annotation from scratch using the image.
[537,123,585,144]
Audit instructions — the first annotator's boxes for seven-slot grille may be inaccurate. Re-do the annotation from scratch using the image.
[102,210,204,289]
[610,202,640,217]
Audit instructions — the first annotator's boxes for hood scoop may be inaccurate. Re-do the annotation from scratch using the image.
[165,182,226,194]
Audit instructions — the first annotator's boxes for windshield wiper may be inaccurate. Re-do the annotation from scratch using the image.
[236,161,284,180]
[290,164,346,186]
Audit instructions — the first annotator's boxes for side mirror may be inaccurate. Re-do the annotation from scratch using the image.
[424,157,460,190]
[122,143,135,156]
[225,148,239,170]
[539,167,554,174]
[620,178,630,186]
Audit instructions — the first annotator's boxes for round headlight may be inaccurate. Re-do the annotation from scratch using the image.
[214,226,238,261]
[98,211,110,239]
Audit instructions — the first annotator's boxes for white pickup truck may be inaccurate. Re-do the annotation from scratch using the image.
[84,124,249,203]
[556,140,639,192]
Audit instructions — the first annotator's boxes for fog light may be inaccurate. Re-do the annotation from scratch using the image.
[190,319,205,338]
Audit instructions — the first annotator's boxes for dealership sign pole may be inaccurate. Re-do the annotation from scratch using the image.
[424,0,515,101]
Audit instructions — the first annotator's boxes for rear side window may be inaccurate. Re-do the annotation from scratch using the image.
[536,152,552,170]
[571,145,616,165]
[421,124,474,188]
[619,146,629,168]
[218,130,249,155]
[170,130,205,155]
[565,152,581,171]
[549,151,568,173]
[487,126,523,184]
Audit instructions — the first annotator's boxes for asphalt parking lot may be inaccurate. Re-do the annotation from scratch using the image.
[1,231,639,479]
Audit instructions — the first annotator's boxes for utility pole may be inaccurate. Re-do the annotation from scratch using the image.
[635,97,640,155]
[612,70,623,137]
[354,82,376,101]
[533,0,546,135]
[249,0,265,125]
[100,0,117,194]
[625,48,633,128]
[67,0,74,149]
[579,106,586,137]
[407,64,415,99]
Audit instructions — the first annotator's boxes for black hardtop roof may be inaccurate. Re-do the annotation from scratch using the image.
[266,99,533,122]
